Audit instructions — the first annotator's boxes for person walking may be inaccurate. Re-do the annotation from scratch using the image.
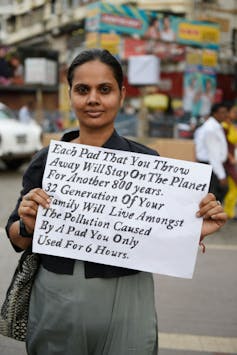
[194,102,229,203]
[0,46,12,85]
[222,103,237,219]
[5,49,227,355]
[19,100,35,123]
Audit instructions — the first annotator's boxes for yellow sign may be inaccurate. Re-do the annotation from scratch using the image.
[85,32,98,48]
[202,50,218,67]
[144,94,168,110]
[179,22,220,45]
[186,49,218,68]
[85,33,120,55]
[186,50,202,66]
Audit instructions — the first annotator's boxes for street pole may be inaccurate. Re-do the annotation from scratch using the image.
[137,87,149,138]
[35,85,43,125]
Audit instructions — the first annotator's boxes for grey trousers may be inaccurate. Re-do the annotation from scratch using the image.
[26,261,158,355]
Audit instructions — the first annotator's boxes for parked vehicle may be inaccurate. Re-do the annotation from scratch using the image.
[0,102,42,169]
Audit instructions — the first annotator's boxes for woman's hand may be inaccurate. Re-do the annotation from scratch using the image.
[196,193,227,242]
[18,188,51,234]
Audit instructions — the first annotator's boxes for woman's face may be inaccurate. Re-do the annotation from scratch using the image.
[163,17,170,29]
[229,106,237,121]
[69,60,125,131]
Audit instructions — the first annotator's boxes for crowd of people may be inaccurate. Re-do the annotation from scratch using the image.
[194,101,237,220]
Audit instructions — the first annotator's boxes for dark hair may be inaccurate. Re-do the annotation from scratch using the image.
[210,102,227,115]
[224,101,236,111]
[163,15,171,22]
[149,17,158,26]
[67,48,124,90]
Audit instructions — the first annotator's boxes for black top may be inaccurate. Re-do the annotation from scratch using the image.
[5,129,159,278]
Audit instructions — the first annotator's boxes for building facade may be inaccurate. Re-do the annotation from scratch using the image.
[0,0,236,124]
[3,1,236,63]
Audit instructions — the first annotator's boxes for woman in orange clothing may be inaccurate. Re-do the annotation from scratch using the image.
[222,103,237,219]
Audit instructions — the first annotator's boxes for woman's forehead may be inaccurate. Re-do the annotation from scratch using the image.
[73,60,114,78]
[72,62,116,86]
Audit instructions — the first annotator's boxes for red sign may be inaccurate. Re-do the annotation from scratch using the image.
[123,38,186,61]
[101,14,142,29]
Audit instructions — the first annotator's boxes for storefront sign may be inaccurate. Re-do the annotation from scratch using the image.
[123,37,185,61]
[85,2,147,36]
[85,32,120,55]
[186,48,218,68]
[85,2,219,50]
[177,20,220,49]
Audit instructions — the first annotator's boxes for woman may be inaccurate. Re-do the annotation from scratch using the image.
[5,49,227,355]
[222,103,237,219]
[145,17,161,40]
[199,78,215,119]
[160,15,175,42]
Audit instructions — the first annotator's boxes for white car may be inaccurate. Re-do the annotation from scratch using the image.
[0,102,43,169]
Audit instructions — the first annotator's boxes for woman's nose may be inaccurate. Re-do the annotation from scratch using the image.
[87,89,100,104]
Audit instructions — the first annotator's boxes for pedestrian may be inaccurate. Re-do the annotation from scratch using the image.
[19,100,35,124]
[194,102,229,203]
[9,53,24,85]
[0,46,12,85]
[5,49,227,355]
[222,103,237,219]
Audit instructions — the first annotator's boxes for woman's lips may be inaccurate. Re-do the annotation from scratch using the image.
[86,111,104,118]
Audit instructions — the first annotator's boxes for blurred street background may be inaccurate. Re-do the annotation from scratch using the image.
[0,0,237,142]
[1,0,237,354]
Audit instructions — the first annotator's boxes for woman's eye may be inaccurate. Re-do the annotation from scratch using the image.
[100,86,111,94]
[76,86,88,94]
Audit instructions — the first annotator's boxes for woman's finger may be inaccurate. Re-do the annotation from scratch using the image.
[198,192,216,208]
[23,188,51,209]
[18,200,39,218]
[197,199,222,218]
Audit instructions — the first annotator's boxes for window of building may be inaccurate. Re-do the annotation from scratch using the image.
[51,0,56,14]
[21,13,31,27]
[72,0,79,7]
[6,16,16,33]
[34,7,44,22]
[232,28,237,56]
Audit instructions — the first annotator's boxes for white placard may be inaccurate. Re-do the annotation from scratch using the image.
[33,140,212,278]
[24,58,57,85]
[128,55,160,85]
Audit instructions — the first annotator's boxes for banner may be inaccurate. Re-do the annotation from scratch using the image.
[177,20,220,49]
[86,3,178,41]
[123,37,186,61]
[183,66,216,118]
[85,2,101,32]
[186,48,218,68]
[85,3,220,49]
[33,140,212,278]
[85,2,148,36]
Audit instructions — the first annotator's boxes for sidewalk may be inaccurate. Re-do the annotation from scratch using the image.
[0,228,26,355]
[154,220,237,354]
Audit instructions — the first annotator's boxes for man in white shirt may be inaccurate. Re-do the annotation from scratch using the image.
[19,101,34,124]
[194,103,228,202]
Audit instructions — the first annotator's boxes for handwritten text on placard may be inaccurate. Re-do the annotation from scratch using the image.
[33,140,212,278]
